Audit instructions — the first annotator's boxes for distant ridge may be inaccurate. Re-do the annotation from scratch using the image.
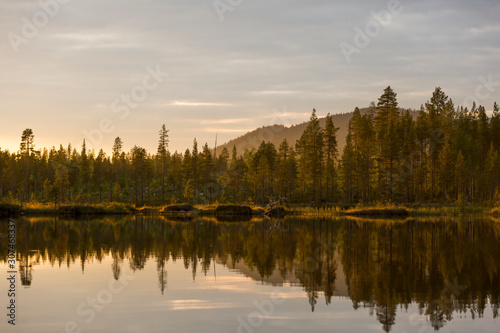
[216,107,418,156]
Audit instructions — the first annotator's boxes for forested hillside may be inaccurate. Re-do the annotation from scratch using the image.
[215,108,418,158]
[1,87,499,206]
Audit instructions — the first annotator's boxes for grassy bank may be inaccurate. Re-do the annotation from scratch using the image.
[1,201,133,217]
[1,200,494,219]
[345,208,409,217]
[407,205,490,216]
[291,203,491,218]
[0,201,268,218]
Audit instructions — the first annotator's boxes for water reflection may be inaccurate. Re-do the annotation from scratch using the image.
[1,216,499,332]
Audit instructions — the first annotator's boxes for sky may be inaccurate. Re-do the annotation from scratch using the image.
[1,0,499,155]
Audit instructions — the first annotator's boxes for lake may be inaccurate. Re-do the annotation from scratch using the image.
[1,215,499,332]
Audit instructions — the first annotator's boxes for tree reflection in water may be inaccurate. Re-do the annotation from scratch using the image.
[1,216,499,332]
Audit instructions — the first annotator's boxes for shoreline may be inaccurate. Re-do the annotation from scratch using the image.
[1,202,497,219]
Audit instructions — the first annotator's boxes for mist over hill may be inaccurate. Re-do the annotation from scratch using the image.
[215,107,418,156]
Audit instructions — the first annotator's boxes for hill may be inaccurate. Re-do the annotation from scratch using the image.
[215,107,418,156]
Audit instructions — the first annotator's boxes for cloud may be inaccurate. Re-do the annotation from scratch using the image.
[255,90,298,95]
[168,101,235,107]
[201,118,252,125]
[204,128,256,134]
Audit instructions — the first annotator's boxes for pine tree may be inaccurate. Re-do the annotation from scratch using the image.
[477,106,490,162]
[108,137,123,201]
[276,139,297,201]
[375,86,398,138]
[375,87,400,200]
[131,146,148,205]
[277,139,290,198]
[112,137,123,160]
[184,179,195,204]
[438,140,454,199]
[341,122,356,205]
[168,151,183,201]
[20,128,35,201]
[414,107,429,201]
[286,149,298,202]
[190,139,200,204]
[426,88,450,199]
[485,144,499,202]
[44,179,59,209]
[476,106,491,199]
[224,146,247,203]
[398,110,417,201]
[349,108,375,202]
[157,124,169,204]
[55,163,70,203]
[80,140,91,201]
[491,102,500,150]
[93,149,106,202]
[296,109,324,202]
[249,141,277,203]
[200,143,215,203]
[231,145,237,161]
[324,114,339,202]
[216,147,230,175]
[455,151,465,200]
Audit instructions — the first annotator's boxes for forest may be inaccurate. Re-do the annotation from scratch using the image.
[1,87,499,207]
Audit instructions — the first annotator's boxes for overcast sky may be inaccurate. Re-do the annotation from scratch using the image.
[1,0,499,154]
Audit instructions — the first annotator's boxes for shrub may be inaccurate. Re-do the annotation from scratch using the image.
[215,204,253,215]
[162,204,194,212]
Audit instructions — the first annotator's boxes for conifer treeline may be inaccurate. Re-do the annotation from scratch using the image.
[1,87,499,205]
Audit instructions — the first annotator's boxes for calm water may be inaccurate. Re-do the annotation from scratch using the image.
[1,215,499,333]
